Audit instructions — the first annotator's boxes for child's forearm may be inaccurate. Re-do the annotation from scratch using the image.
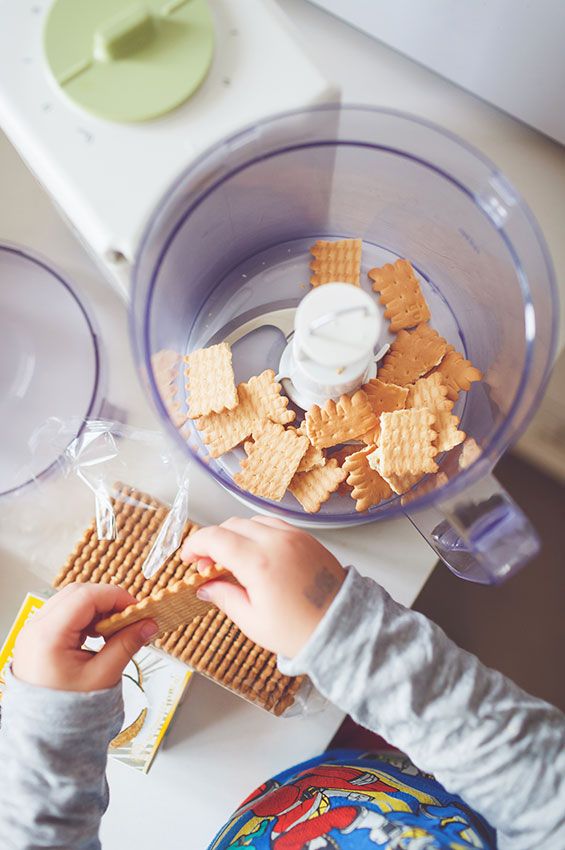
[0,670,122,850]
[280,566,565,850]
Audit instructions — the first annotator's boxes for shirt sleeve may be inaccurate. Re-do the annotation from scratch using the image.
[279,566,565,850]
[0,668,123,850]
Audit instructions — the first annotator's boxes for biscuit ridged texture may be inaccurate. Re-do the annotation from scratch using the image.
[305,390,376,450]
[406,373,465,452]
[52,483,302,715]
[370,409,438,478]
[234,421,308,501]
[433,410,466,453]
[151,350,187,428]
[360,378,409,444]
[293,423,326,473]
[407,372,453,413]
[310,239,362,286]
[195,369,295,458]
[378,325,447,386]
[289,459,347,513]
[96,563,228,638]
[342,448,393,512]
[369,258,431,332]
[185,342,238,418]
[327,446,359,496]
[432,345,482,401]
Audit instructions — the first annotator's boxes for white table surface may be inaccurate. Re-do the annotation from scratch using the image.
[1,2,564,848]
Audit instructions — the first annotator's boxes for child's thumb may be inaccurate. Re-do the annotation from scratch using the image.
[93,619,158,684]
[197,580,249,630]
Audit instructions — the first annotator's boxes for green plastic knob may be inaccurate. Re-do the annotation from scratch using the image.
[94,6,156,62]
[44,0,215,123]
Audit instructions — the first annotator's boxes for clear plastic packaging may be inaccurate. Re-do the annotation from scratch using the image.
[0,418,184,582]
[0,418,316,716]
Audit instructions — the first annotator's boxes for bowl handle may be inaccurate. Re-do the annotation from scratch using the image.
[407,473,540,585]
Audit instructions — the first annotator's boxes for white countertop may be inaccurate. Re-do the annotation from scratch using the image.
[1,2,564,847]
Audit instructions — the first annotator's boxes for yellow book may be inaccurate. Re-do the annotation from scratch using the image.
[0,593,192,773]
[0,593,47,695]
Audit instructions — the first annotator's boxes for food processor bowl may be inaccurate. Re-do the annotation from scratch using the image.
[130,105,558,584]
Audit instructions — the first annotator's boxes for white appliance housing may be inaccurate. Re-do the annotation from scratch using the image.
[0,0,337,298]
[309,0,565,145]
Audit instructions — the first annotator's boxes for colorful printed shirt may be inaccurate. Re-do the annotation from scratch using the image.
[209,749,496,850]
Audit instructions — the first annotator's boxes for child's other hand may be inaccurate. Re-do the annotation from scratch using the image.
[181,517,345,658]
[12,584,158,692]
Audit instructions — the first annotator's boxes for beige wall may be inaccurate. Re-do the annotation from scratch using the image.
[515,350,565,483]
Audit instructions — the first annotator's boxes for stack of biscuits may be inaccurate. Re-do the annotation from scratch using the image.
[53,482,304,716]
[171,240,482,513]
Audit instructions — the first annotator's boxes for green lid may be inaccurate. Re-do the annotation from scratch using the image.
[44,0,215,123]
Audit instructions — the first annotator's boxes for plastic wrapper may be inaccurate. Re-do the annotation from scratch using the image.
[0,418,319,717]
[0,418,185,581]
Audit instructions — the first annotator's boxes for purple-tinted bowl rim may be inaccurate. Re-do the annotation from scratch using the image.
[0,242,102,499]
[131,104,559,524]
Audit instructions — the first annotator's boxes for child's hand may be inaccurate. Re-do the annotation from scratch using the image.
[181,517,345,658]
[12,583,158,692]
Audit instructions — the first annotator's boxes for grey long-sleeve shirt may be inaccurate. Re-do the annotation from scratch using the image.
[0,671,123,850]
[280,568,565,850]
[1,566,564,849]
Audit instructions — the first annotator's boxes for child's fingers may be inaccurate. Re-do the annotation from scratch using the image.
[194,556,215,574]
[32,583,85,622]
[219,516,271,540]
[197,579,250,627]
[38,584,138,645]
[249,515,296,531]
[90,619,158,686]
[180,526,257,579]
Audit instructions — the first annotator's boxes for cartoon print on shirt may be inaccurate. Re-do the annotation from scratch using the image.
[210,760,486,850]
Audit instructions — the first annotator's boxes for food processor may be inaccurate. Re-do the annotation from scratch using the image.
[0,4,557,586]
[130,106,558,585]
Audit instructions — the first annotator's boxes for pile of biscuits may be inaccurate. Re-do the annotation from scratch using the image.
[53,483,303,716]
[180,239,482,513]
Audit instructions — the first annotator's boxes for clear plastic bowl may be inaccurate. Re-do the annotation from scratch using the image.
[130,106,558,583]
[0,243,103,498]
